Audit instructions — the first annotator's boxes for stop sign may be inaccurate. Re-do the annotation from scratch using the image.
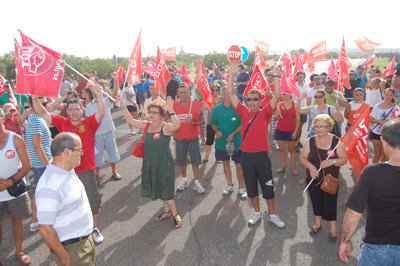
[228,45,242,63]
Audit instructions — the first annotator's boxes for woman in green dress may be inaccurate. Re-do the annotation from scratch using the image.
[120,96,182,228]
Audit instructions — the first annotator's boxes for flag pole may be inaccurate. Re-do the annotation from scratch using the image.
[303,142,340,192]
[276,51,284,66]
[64,62,115,102]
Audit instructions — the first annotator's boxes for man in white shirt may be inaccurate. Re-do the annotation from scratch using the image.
[295,71,310,148]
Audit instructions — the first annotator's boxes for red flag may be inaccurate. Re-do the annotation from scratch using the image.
[354,37,381,53]
[0,75,7,96]
[146,57,157,77]
[213,63,217,70]
[8,84,19,116]
[337,38,351,90]
[292,52,304,83]
[393,105,400,119]
[283,52,292,77]
[305,62,315,73]
[127,31,142,86]
[155,46,171,96]
[341,107,370,178]
[301,52,309,64]
[364,56,375,66]
[161,47,177,61]
[254,47,268,70]
[178,63,192,86]
[380,54,397,78]
[254,40,269,56]
[307,41,327,63]
[16,31,65,98]
[116,62,124,84]
[281,70,300,98]
[195,60,213,110]
[243,64,267,98]
[14,38,20,68]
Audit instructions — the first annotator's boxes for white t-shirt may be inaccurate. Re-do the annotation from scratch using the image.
[295,82,310,108]
[122,86,136,106]
[370,103,397,135]
[369,89,384,108]
[307,86,324,105]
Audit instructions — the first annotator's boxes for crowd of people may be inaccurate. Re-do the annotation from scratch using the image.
[0,59,400,265]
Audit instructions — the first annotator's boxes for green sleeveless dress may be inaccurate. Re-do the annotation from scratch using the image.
[141,127,175,200]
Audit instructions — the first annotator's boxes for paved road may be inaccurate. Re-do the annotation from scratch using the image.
[0,107,365,266]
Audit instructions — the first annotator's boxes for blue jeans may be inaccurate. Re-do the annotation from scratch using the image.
[32,167,46,186]
[358,242,400,266]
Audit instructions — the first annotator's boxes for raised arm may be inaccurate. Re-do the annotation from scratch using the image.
[110,72,119,99]
[163,96,180,135]
[119,95,148,130]
[333,102,344,123]
[93,84,105,123]
[32,95,52,124]
[46,91,68,113]
[227,62,240,108]
[269,67,282,110]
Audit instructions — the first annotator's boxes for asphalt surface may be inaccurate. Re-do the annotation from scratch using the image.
[0,106,366,266]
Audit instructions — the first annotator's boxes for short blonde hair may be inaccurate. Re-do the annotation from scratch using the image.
[2,103,16,115]
[312,114,333,130]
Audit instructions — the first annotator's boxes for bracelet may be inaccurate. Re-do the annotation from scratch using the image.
[168,112,175,116]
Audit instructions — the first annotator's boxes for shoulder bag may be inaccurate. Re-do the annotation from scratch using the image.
[132,122,151,158]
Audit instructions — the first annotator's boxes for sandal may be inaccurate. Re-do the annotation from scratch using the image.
[292,170,299,176]
[112,173,122,181]
[15,252,31,265]
[156,211,171,222]
[329,232,338,241]
[276,167,286,173]
[309,226,321,235]
[173,213,182,229]
[298,178,306,185]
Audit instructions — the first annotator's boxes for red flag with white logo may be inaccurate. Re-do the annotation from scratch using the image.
[328,58,343,91]
[0,75,7,96]
[16,31,65,98]
[306,41,327,63]
[254,47,268,71]
[336,38,350,90]
[254,40,269,56]
[281,70,300,99]
[161,47,177,61]
[305,62,315,73]
[146,57,157,77]
[354,37,381,53]
[14,38,20,68]
[178,63,192,86]
[155,46,171,96]
[243,64,267,98]
[127,31,142,86]
[195,60,213,110]
[116,62,124,84]
[380,54,397,78]
[341,107,370,178]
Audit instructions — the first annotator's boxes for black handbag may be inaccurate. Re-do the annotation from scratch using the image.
[7,176,27,197]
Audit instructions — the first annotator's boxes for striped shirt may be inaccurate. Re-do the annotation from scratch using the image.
[25,114,52,168]
[36,164,93,242]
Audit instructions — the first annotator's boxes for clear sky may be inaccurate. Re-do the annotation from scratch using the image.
[1,0,398,59]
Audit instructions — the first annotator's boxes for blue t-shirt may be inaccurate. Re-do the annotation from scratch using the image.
[355,73,368,88]
[142,81,151,98]
[25,114,52,168]
[174,76,182,85]
[236,72,250,95]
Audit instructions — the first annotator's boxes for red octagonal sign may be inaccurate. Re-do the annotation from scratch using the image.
[228,45,242,63]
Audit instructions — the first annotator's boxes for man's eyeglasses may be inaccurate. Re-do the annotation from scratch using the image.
[246,97,260,102]
[69,148,83,154]
[314,77,321,81]
[314,95,324,99]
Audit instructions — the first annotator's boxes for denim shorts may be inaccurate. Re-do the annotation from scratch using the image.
[94,131,120,167]
[176,138,202,167]
[33,167,47,186]
[358,242,400,266]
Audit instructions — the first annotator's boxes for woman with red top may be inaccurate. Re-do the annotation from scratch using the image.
[274,93,300,175]
[2,103,24,136]
[344,88,369,132]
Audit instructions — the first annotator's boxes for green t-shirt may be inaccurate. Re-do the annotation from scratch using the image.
[0,92,29,113]
[313,90,346,106]
[211,103,241,151]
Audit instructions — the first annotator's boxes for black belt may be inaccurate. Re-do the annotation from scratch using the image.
[61,234,89,246]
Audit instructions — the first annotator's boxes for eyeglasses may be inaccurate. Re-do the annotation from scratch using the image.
[69,148,83,154]
[349,73,355,76]
[246,97,260,102]
[267,74,273,77]
[212,89,219,92]
[314,95,324,99]
[314,125,329,129]
[9,109,16,112]
[314,77,321,81]
[148,111,160,114]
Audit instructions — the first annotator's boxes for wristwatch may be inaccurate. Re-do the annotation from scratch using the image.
[168,111,175,116]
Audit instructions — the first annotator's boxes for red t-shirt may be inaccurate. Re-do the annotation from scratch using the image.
[51,114,99,173]
[276,100,296,132]
[234,102,273,152]
[174,100,202,140]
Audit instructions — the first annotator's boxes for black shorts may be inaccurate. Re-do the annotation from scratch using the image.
[274,129,296,141]
[206,125,216,145]
[127,105,137,113]
[369,131,381,141]
[300,114,307,123]
[240,151,274,199]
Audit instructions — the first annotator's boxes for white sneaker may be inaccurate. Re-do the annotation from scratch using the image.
[273,140,279,150]
[222,185,234,195]
[92,228,104,244]
[248,212,262,225]
[177,179,189,191]
[130,129,137,135]
[193,182,205,194]
[238,188,248,199]
[30,222,39,232]
[268,214,285,228]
